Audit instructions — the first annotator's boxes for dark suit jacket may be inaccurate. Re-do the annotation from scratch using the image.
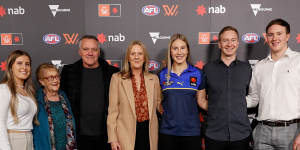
[60,57,119,137]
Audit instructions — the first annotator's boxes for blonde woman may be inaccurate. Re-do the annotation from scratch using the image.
[107,41,161,150]
[0,50,38,150]
[158,34,206,150]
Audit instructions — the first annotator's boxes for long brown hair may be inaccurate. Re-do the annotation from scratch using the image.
[120,40,149,78]
[1,50,38,124]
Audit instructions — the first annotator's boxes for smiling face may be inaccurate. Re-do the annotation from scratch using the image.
[266,24,290,54]
[12,55,31,84]
[218,30,239,58]
[39,68,60,93]
[129,44,145,71]
[170,39,188,65]
[78,38,100,69]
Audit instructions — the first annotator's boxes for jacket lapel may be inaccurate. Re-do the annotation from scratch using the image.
[144,73,154,120]
[121,78,136,118]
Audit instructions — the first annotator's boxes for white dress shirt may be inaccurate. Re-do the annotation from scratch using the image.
[247,47,300,121]
[0,84,37,150]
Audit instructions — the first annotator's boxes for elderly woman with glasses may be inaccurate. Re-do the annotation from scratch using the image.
[33,63,76,150]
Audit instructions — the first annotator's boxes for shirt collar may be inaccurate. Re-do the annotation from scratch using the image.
[217,58,239,66]
[267,47,292,61]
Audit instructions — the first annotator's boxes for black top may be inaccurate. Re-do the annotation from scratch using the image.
[79,66,105,136]
[60,57,119,138]
[203,59,252,141]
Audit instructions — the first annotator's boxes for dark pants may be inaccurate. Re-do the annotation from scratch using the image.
[77,135,111,150]
[135,120,150,150]
[158,133,201,150]
[205,135,250,150]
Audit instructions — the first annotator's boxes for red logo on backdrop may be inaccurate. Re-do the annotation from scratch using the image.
[97,33,107,44]
[195,60,205,69]
[162,5,178,16]
[195,5,226,16]
[106,60,121,68]
[195,5,206,16]
[0,61,6,71]
[0,5,7,17]
[296,34,300,43]
[0,33,23,45]
[198,32,218,44]
[98,4,121,17]
[63,33,79,45]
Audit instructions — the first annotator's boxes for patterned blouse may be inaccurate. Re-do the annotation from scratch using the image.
[131,73,149,122]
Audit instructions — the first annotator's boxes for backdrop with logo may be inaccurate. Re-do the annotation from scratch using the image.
[1,0,300,124]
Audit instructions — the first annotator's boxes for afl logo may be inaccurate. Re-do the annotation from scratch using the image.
[242,33,260,43]
[148,60,160,71]
[43,34,61,44]
[142,5,160,16]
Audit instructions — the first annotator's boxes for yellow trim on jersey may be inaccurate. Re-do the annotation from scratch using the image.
[162,88,199,91]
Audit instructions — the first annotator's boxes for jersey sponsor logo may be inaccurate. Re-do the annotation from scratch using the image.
[190,76,197,86]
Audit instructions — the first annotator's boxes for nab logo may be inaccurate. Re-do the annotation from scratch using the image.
[242,33,260,43]
[195,5,226,16]
[142,5,160,16]
[148,60,160,71]
[198,32,218,44]
[162,5,178,16]
[43,34,61,44]
[0,5,25,18]
[63,33,79,45]
[97,33,125,44]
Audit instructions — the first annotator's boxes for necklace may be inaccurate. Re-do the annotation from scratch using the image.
[16,84,24,89]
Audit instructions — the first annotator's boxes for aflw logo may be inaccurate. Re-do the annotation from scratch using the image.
[63,33,79,45]
[162,5,178,16]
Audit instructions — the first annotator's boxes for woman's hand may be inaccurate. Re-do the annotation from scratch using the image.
[111,141,122,150]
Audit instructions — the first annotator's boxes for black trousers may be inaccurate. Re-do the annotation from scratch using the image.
[158,133,201,150]
[77,135,111,150]
[205,135,250,150]
[135,120,150,150]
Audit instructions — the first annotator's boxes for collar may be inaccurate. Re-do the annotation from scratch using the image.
[170,63,195,74]
[267,47,293,61]
[217,58,239,66]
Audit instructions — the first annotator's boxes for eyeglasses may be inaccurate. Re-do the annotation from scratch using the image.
[42,75,60,81]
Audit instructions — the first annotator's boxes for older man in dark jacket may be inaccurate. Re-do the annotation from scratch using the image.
[60,35,119,150]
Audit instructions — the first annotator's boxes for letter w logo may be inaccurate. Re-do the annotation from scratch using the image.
[63,33,79,45]
[162,5,178,16]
